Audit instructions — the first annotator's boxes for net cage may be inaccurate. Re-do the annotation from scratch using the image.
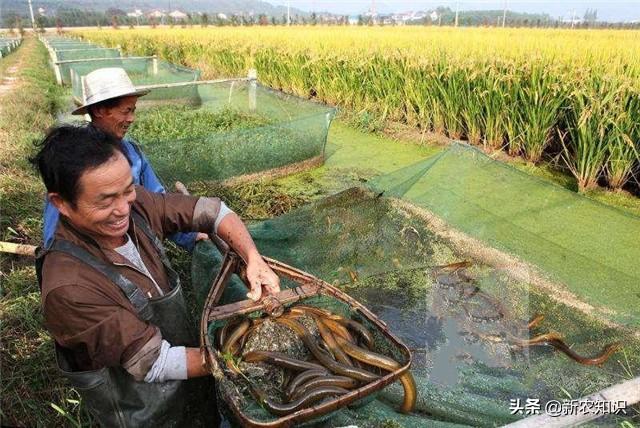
[188,145,640,426]
[69,57,200,103]
[54,48,121,84]
[0,38,20,56]
[367,143,640,328]
[128,80,336,185]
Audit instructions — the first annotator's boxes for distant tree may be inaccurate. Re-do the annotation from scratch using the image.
[258,14,268,25]
[584,8,598,25]
[271,16,277,25]
[106,8,126,19]
[201,13,208,27]
[357,15,364,25]
[310,12,317,25]
[111,15,119,29]
[36,15,46,32]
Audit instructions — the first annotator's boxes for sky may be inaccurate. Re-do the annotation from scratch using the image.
[276,1,640,22]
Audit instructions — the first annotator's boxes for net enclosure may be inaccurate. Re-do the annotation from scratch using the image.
[53,48,122,85]
[0,38,21,57]
[187,140,640,426]
[69,57,201,104]
[128,80,336,185]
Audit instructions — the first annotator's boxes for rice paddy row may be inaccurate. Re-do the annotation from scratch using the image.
[77,26,640,193]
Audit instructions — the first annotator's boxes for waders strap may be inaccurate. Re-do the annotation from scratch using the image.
[131,210,172,268]
[130,210,181,289]
[47,240,154,321]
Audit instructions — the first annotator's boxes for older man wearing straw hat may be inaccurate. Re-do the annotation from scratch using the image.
[42,67,206,251]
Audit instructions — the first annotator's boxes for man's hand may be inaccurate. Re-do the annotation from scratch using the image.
[195,232,209,242]
[245,255,280,302]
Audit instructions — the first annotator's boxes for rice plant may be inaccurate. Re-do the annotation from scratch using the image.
[76,26,640,191]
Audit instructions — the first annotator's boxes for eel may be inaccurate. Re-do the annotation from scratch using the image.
[290,375,359,401]
[335,335,417,413]
[243,350,327,372]
[275,317,379,382]
[285,369,328,400]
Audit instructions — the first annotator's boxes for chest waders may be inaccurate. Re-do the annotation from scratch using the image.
[37,212,213,428]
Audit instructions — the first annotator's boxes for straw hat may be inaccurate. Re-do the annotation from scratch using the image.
[72,67,150,115]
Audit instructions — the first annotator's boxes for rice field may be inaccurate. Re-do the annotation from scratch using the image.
[76,26,640,192]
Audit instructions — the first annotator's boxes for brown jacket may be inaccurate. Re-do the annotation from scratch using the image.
[41,186,223,372]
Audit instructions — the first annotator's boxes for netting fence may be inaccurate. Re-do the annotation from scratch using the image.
[68,57,200,104]
[129,80,335,184]
[0,37,21,57]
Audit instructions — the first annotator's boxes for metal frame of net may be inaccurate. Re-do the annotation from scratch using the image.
[69,57,201,102]
[53,48,122,84]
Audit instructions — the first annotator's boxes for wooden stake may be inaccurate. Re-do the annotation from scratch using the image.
[0,242,37,257]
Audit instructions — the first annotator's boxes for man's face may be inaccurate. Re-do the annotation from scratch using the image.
[92,96,138,140]
[52,151,136,248]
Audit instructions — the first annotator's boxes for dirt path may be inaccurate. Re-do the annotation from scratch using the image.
[0,52,24,114]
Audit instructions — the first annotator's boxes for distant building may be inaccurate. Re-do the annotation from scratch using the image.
[169,10,188,21]
[127,9,143,19]
[38,7,46,16]
[217,13,228,21]
[148,10,165,19]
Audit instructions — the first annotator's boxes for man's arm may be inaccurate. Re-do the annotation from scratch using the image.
[216,213,280,301]
[141,188,281,301]
[45,284,209,381]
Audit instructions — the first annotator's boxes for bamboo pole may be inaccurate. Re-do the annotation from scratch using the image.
[54,56,154,65]
[0,242,37,257]
[136,77,251,91]
[505,376,640,428]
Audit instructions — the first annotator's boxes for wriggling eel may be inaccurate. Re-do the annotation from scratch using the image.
[275,317,379,382]
[334,335,417,413]
[290,375,359,401]
[222,318,251,355]
[510,332,622,366]
[243,350,327,372]
[291,306,374,349]
[252,385,349,416]
[285,369,328,400]
[313,315,353,366]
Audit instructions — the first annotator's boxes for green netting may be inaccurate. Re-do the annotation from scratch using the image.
[69,57,200,99]
[128,81,335,184]
[49,42,98,51]
[55,48,121,84]
[191,187,638,427]
[368,143,640,327]
[0,38,20,57]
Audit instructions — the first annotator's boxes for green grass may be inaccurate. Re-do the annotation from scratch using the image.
[0,36,90,428]
[129,105,271,142]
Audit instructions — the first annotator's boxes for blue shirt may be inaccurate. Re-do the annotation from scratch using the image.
[42,136,197,251]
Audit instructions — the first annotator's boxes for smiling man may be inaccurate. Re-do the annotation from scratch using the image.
[32,125,280,427]
[42,67,204,251]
